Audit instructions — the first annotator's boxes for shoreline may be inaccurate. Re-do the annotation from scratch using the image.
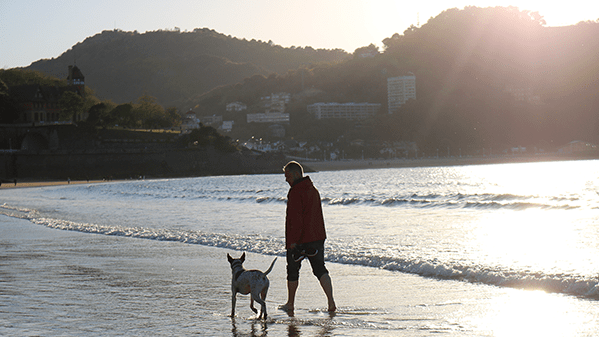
[0,179,114,189]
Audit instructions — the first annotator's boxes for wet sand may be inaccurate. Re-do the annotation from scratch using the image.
[0,179,108,189]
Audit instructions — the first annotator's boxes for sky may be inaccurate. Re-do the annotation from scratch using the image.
[1,0,598,69]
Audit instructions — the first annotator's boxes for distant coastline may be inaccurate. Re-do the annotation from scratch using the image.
[303,154,598,172]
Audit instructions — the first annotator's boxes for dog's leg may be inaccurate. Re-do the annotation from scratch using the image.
[251,290,267,319]
[250,296,258,314]
[261,280,269,301]
[260,281,269,319]
[231,289,237,317]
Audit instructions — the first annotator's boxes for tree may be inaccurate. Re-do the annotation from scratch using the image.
[85,102,114,128]
[353,44,379,58]
[134,94,167,128]
[58,90,84,122]
[111,103,135,127]
[165,107,181,127]
[188,125,238,152]
[0,79,20,123]
[0,68,63,87]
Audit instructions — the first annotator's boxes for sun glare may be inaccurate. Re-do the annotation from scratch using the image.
[467,210,598,274]
[473,290,594,336]
[467,161,599,207]
[460,161,599,275]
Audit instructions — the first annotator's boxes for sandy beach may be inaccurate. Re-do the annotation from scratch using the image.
[0,179,108,189]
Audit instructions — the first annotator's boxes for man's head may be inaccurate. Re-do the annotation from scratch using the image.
[283,161,304,186]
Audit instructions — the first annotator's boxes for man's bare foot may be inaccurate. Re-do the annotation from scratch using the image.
[279,303,294,316]
[328,302,336,313]
[279,303,294,312]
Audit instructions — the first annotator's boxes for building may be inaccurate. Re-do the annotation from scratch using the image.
[226,102,247,112]
[220,120,234,132]
[200,115,223,125]
[260,92,291,113]
[245,92,291,124]
[181,111,224,131]
[504,84,542,105]
[387,74,416,114]
[10,85,63,123]
[242,137,281,152]
[246,112,290,124]
[558,140,598,154]
[10,65,86,123]
[67,65,85,98]
[180,110,200,132]
[261,93,291,106]
[307,102,381,120]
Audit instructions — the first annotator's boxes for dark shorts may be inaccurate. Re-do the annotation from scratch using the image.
[286,240,328,282]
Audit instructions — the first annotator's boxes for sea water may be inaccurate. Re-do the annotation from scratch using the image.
[2,159,599,336]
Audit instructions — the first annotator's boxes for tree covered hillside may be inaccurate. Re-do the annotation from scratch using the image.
[26,28,349,110]
[196,6,599,155]
[19,6,599,157]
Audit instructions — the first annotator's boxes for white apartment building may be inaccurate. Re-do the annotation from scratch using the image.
[387,74,416,114]
[307,102,381,120]
[260,92,291,113]
[246,112,290,123]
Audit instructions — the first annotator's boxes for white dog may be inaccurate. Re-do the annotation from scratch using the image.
[227,252,277,319]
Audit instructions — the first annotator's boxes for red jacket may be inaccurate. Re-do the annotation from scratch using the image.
[285,176,326,249]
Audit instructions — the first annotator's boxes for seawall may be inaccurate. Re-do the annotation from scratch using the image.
[0,148,287,181]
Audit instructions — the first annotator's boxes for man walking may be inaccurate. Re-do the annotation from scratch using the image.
[280,161,336,314]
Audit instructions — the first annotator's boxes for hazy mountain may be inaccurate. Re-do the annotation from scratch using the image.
[26,28,350,110]
[20,7,599,155]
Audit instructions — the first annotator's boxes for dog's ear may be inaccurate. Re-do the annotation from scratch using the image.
[227,253,233,263]
[241,252,246,262]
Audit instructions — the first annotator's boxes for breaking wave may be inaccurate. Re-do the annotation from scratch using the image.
[2,204,597,301]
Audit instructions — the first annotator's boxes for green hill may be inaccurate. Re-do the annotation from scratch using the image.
[26,28,350,110]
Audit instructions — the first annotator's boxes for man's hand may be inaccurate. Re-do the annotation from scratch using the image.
[290,246,304,262]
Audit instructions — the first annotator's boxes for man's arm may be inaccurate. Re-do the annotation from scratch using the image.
[286,190,305,246]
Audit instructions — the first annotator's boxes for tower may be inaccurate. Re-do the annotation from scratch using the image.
[67,65,85,97]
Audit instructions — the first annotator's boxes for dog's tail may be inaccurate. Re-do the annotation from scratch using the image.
[264,257,277,276]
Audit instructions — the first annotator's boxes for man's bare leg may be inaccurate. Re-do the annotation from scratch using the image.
[319,273,336,312]
[280,280,298,313]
